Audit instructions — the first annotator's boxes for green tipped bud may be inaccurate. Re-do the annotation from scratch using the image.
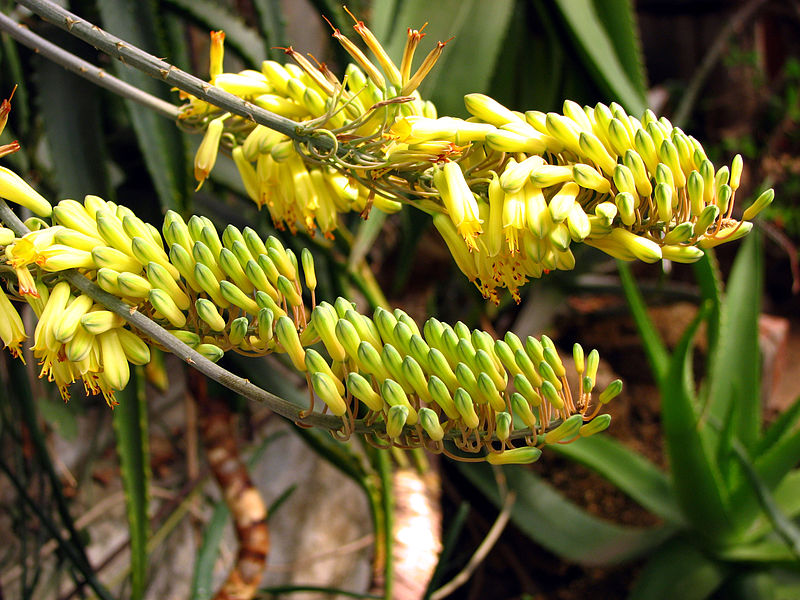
[742,188,774,221]
[510,392,538,429]
[267,246,296,281]
[347,372,383,412]
[408,334,431,367]
[401,355,433,403]
[573,343,585,374]
[96,212,133,255]
[312,303,346,362]
[311,371,347,416]
[495,412,512,442]
[454,387,480,429]
[599,379,623,404]
[546,112,581,152]
[191,240,224,281]
[634,128,658,173]
[514,348,543,388]
[242,227,268,258]
[476,349,506,390]
[494,339,522,377]
[697,220,752,248]
[730,154,743,191]
[699,160,715,204]
[694,204,720,236]
[276,274,303,307]
[81,310,124,335]
[219,247,254,294]
[146,262,190,310]
[357,341,391,382]
[345,309,382,350]
[573,163,611,194]
[335,317,362,362]
[594,201,618,223]
[256,253,280,286]
[257,307,274,342]
[117,328,151,366]
[583,375,595,394]
[221,224,245,252]
[477,372,505,412]
[543,346,566,378]
[228,316,249,346]
[579,414,612,437]
[661,245,704,263]
[607,228,662,263]
[504,331,524,354]
[193,262,228,307]
[244,259,279,300]
[428,376,459,419]
[195,298,227,332]
[530,165,573,188]
[149,288,187,328]
[255,290,286,319]
[717,184,733,214]
[385,404,409,439]
[300,248,316,291]
[455,338,478,371]
[334,297,354,319]
[381,378,417,425]
[382,344,411,392]
[131,236,179,280]
[167,243,200,292]
[419,407,445,442]
[544,414,584,444]
[585,349,599,384]
[513,374,542,407]
[394,310,421,337]
[117,272,152,299]
[623,150,653,197]
[219,280,259,314]
[655,182,673,223]
[274,315,306,371]
[95,267,121,296]
[92,245,142,273]
[54,294,94,343]
[393,321,414,355]
[615,192,636,226]
[455,362,480,399]
[538,360,562,390]
[578,132,617,176]
[169,329,201,347]
[613,164,637,197]
[423,317,444,347]
[549,182,579,223]
[687,170,705,217]
[196,343,225,363]
[486,447,542,465]
[714,165,730,192]
[663,222,695,244]
[524,336,544,365]
[541,380,564,410]
[373,307,399,347]
[428,347,459,390]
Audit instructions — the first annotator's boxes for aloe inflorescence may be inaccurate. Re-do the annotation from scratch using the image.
[0,187,617,463]
[180,16,774,304]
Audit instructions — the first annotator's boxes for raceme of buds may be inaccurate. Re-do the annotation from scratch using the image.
[0,192,615,462]
[177,22,769,306]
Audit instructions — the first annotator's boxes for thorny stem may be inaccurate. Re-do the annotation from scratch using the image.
[0,11,179,120]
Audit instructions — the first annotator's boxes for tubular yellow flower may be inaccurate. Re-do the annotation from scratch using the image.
[0,285,26,359]
[209,30,225,81]
[434,162,483,248]
[194,114,226,188]
[0,165,52,217]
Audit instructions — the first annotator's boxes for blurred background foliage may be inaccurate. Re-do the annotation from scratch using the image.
[1,0,799,598]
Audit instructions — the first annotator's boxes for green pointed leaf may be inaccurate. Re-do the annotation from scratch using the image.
[745,470,800,543]
[348,207,386,270]
[707,232,763,454]
[112,369,151,600]
[33,37,112,199]
[756,396,800,457]
[190,500,228,600]
[382,0,516,119]
[252,0,288,60]
[370,0,400,41]
[458,462,674,566]
[630,537,727,600]
[691,251,723,369]
[552,0,647,114]
[164,0,266,66]
[718,539,800,564]
[662,301,736,543]
[618,260,669,386]
[590,0,647,94]
[553,435,682,524]
[97,0,190,213]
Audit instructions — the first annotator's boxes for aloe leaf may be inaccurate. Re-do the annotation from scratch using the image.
[252,0,288,59]
[96,0,190,214]
[706,231,763,452]
[756,396,800,457]
[349,207,386,270]
[629,537,727,600]
[163,0,266,66]
[617,260,669,386]
[190,500,228,600]
[370,0,400,41]
[733,443,800,560]
[553,435,683,524]
[458,462,674,566]
[744,470,800,542]
[382,0,516,119]
[551,0,647,114]
[33,39,112,199]
[112,369,151,600]
[717,539,799,564]
[423,501,469,598]
[662,301,737,543]
[590,0,647,95]
[1,32,31,136]
[691,251,723,367]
